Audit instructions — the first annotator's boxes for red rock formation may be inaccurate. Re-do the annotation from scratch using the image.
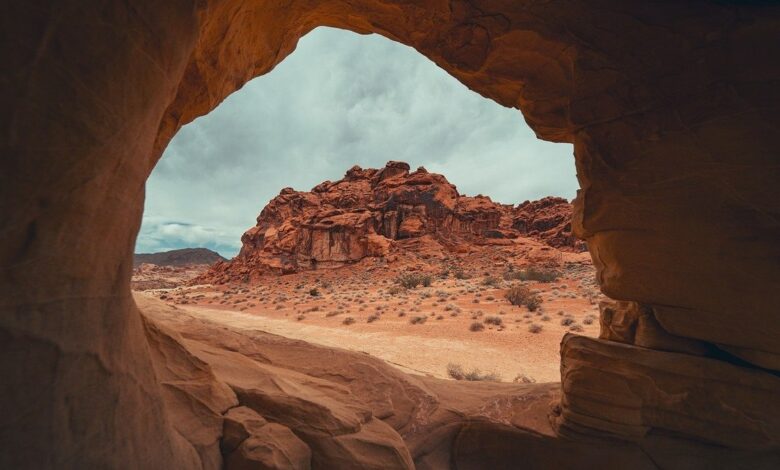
[513,197,585,251]
[200,162,579,283]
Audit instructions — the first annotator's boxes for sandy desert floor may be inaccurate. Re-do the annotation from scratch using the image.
[139,246,603,383]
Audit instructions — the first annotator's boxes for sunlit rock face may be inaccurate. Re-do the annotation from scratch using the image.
[2,1,779,468]
[199,161,578,282]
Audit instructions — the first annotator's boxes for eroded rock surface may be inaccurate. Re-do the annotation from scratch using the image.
[3,1,780,468]
[199,162,579,282]
[138,294,780,469]
[556,334,780,451]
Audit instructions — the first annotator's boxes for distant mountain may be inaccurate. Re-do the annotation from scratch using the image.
[133,248,226,267]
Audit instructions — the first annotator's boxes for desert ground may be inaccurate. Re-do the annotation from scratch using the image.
[136,244,602,383]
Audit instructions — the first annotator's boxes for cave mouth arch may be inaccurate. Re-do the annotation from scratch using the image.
[3,1,779,468]
[139,26,584,385]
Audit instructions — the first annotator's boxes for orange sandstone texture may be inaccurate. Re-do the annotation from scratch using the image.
[3,1,780,469]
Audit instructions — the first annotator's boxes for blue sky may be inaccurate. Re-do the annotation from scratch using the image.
[137,27,577,257]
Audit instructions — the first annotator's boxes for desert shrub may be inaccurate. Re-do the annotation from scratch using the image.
[561,316,575,326]
[387,285,405,295]
[447,363,501,382]
[583,314,597,325]
[505,285,543,311]
[367,314,380,323]
[481,276,501,287]
[528,323,543,333]
[342,317,355,325]
[503,266,561,283]
[469,321,485,332]
[513,374,536,384]
[526,295,542,312]
[396,272,433,289]
[409,315,428,325]
[454,269,470,280]
[447,363,466,380]
[484,316,503,326]
[296,314,306,321]
[464,370,500,381]
[569,323,584,332]
[309,288,320,297]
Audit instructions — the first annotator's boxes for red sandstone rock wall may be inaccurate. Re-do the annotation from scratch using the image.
[200,162,579,282]
[4,1,780,468]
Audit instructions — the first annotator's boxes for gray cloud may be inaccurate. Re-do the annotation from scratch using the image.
[138,27,578,257]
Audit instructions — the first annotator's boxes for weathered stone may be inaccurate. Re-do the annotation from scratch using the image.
[598,301,713,356]
[142,314,239,469]
[557,335,780,450]
[222,407,311,470]
[221,406,268,454]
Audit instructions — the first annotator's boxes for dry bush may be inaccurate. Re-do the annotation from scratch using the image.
[481,276,501,287]
[561,316,575,326]
[409,315,428,325]
[513,373,536,384]
[454,269,470,280]
[504,266,561,283]
[469,321,485,332]
[528,323,543,333]
[396,272,433,289]
[447,363,501,382]
[387,285,405,295]
[367,313,380,323]
[505,285,543,311]
[309,288,320,297]
[342,317,355,325]
[484,316,503,326]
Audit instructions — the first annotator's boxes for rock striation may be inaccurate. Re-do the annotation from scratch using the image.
[201,162,579,282]
[137,294,780,469]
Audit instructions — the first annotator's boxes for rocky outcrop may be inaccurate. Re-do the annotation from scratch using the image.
[222,406,311,470]
[200,162,578,282]
[513,197,585,251]
[556,334,780,451]
[138,294,780,469]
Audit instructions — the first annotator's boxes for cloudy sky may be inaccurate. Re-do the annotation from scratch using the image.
[137,27,577,257]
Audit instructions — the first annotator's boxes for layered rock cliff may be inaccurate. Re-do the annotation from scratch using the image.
[201,161,580,282]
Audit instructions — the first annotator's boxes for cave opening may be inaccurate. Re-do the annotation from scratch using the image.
[4,2,779,468]
[135,26,590,385]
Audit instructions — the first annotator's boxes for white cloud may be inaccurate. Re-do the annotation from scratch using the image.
[139,27,578,258]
